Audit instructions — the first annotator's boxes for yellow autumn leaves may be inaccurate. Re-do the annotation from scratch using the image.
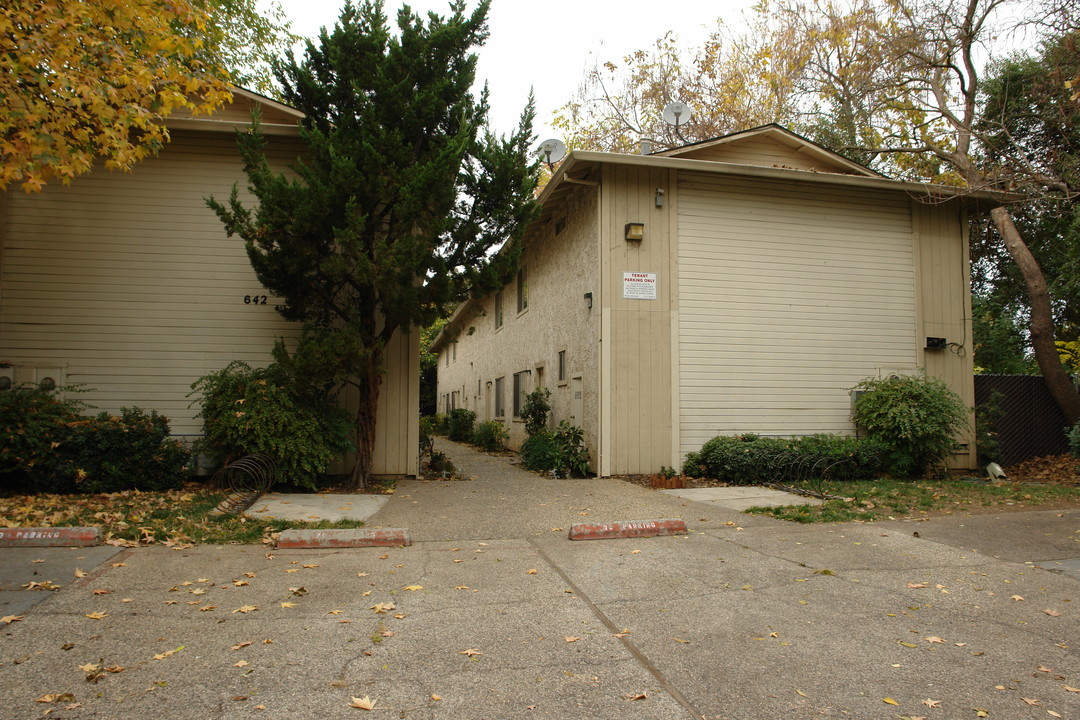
[0,0,232,193]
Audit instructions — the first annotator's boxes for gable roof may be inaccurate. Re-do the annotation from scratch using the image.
[165,86,304,135]
[652,124,885,178]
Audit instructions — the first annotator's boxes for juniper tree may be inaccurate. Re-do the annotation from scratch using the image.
[209,0,539,487]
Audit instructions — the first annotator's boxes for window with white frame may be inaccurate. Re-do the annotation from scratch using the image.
[495,290,504,328]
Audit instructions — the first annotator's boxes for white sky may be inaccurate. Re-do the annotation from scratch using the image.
[273,0,758,140]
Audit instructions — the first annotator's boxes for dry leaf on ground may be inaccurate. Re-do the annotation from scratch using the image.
[349,696,376,710]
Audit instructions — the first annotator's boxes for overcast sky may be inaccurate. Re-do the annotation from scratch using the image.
[273,0,758,141]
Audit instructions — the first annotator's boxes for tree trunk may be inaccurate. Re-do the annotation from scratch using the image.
[990,205,1080,424]
[350,359,384,490]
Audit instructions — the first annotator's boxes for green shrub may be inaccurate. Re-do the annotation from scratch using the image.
[430,413,449,435]
[63,408,189,493]
[446,408,477,443]
[471,420,509,452]
[520,431,559,473]
[851,373,969,477]
[189,361,353,490]
[790,434,885,481]
[520,421,591,477]
[419,416,437,457]
[520,387,551,436]
[682,434,789,484]
[681,433,884,484]
[1069,421,1080,459]
[0,385,188,493]
[1,384,90,492]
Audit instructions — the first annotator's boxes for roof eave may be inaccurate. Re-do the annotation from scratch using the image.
[566,150,1017,203]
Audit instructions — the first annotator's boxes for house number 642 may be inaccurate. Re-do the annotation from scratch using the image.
[244,295,268,305]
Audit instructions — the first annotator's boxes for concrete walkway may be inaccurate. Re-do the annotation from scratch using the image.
[251,493,390,523]
[0,439,1077,720]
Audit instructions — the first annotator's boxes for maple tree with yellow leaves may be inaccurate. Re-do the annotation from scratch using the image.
[0,0,233,193]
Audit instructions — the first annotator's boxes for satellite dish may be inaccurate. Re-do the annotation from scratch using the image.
[662,101,692,128]
[537,138,567,168]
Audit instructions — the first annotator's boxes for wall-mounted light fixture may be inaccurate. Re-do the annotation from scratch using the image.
[584,292,593,309]
[624,222,644,242]
[655,188,665,208]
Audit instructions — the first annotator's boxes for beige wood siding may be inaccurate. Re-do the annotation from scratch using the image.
[599,165,677,475]
[913,201,977,468]
[674,136,843,173]
[342,327,420,476]
[676,173,918,456]
[1,131,301,434]
[1,129,419,474]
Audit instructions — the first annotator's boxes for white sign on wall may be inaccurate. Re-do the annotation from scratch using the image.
[622,272,657,300]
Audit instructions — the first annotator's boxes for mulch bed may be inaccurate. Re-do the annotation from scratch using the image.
[1003,454,1080,486]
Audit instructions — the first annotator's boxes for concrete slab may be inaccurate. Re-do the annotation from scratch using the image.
[1028,557,1080,581]
[0,545,122,616]
[246,493,389,522]
[3,441,1078,720]
[659,485,823,509]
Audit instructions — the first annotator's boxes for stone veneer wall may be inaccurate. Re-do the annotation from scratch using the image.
[437,182,600,462]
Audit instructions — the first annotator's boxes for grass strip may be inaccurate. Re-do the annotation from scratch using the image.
[0,485,367,545]
[744,477,1080,523]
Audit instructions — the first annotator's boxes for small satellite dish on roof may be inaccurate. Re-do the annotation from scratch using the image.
[537,138,567,169]
[662,101,692,128]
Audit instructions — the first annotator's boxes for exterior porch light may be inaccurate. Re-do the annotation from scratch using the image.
[584,292,593,309]
[625,222,644,242]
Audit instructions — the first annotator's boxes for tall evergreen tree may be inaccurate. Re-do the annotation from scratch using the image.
[209,0,539,487]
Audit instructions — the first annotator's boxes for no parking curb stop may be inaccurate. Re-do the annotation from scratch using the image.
[569,518,688,541]
[277,528,412,549]
[0,527,101,547]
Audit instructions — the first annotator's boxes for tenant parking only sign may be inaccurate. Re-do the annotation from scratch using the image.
[622,272,657,300]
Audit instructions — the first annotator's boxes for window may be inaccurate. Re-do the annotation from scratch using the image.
[513,371,530,417]
[557,350,567,382]
[516,266,527,313]
[494,377,505,417]
[444,349,449,367]
[495,290,504,328]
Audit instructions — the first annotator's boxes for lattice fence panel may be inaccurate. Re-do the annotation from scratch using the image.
[974,375,1071,467]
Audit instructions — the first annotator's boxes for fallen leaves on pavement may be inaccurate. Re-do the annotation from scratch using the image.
[349,696,376,710]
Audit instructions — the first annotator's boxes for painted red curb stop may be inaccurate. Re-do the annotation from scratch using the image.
[277,528,411,549]
[568,518,688,541]
[0,527,101,547]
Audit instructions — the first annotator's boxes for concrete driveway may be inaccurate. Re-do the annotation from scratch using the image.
[0,440,1077,720]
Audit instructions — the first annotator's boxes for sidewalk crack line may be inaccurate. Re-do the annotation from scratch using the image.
[528,538,707,720]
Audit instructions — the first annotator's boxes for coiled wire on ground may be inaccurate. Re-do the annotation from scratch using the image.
[208,454,278,516]
[765,451,850,501]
